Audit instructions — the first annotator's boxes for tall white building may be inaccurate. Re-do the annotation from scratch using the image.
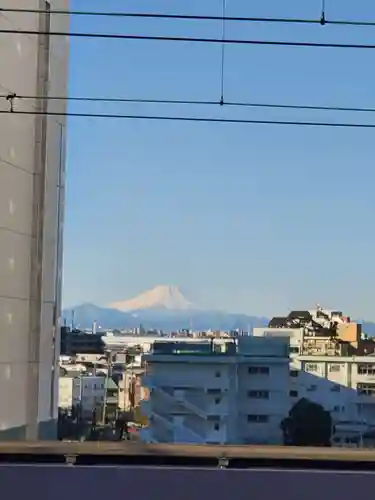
[0,1,69,439]
[141,337,290,445]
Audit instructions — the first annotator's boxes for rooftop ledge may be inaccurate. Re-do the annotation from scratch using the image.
[0,442,374,468]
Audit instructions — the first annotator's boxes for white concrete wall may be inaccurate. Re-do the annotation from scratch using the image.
[146,361,233,391]
[0,0,69,438]
[237,361,290,444]
[72,376,105,417]
[143,347,290,445]
[58,377,73,409]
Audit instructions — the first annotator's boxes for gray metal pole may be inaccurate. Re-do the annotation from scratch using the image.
[102,351,111,424]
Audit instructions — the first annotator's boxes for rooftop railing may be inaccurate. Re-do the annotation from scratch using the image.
[0,442,374,468]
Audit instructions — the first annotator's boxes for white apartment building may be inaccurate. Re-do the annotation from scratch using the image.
[254,320,375,445]
[0,2,69,439]
[141,337,290,445]
[59,375,106,420]
[294,355,375,445]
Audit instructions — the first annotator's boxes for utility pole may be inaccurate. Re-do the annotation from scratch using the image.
[102,350,112,425]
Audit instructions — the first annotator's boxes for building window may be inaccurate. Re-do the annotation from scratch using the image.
[305,363,318,372]
[358,364,375,376]
[333,405,340,412]
[214,423,220,431]
[247,414,269,423]
[289,390,298,398]
[207,415,220,421]
[290,370,299,377]
[215,371,221,378]
[248,366,269,375]
[215,398,221,404]
[248,390,269,399]
[290,347,299,354]
[329,364,341,372]
[358,383,375,396]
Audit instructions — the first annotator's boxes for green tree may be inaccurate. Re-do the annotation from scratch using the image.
[281,398,333,446]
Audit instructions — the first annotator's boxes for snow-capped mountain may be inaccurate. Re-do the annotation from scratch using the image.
[62,285,269,331]
[108,285,196,312]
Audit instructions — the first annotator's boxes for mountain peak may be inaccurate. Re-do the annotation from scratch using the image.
[108,285,195,312]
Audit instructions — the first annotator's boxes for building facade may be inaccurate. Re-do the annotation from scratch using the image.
[118,369,149,412]
[141,337,290,445]
[0,1,69,439]
[59,375,106,420]
[254,307,375,445]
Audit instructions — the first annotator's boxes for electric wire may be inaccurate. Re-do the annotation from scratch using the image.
[2,94,375,115]
[1,7,375,28]
[1,109,375,129]
[1,29,375,50]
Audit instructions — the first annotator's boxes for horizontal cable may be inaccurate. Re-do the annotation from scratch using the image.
[0,29,375,49]
[1,7,375,28]
[3,94,375,114]
[1,109,375,128]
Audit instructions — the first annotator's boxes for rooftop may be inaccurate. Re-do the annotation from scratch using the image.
[147,336,289,358]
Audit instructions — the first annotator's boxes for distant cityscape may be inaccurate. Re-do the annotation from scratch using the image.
[59,302,375,447]
[62,285,375,335]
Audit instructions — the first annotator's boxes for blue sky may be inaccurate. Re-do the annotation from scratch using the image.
[63,0,375,319]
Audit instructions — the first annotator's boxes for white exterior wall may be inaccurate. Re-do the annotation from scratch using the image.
[0,1,69,439]
[254,328,375,425]
[144,360,238,444]
[142,338,290,445]
[59,376,105,417]
[297,356,375,425]
[58,377,73,409]
[290,358,358,421]
[253,327,304,354]
[237,360,290,444]
[72,376,105,417]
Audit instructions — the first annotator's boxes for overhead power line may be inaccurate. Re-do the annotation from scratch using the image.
[1,7,375,28]
[3,94,375,115]
[1,109,375,129]
[1,29,375,50]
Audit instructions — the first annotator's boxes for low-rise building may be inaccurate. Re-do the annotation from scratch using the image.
[118,369,149,412]
[58,375,106,420]
[141,337,290,445]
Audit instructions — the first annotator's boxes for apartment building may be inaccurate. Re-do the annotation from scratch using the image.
[0,2,69,439]
[254,306,375,445]
[59,375,106,420]
[141,337,290,445]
